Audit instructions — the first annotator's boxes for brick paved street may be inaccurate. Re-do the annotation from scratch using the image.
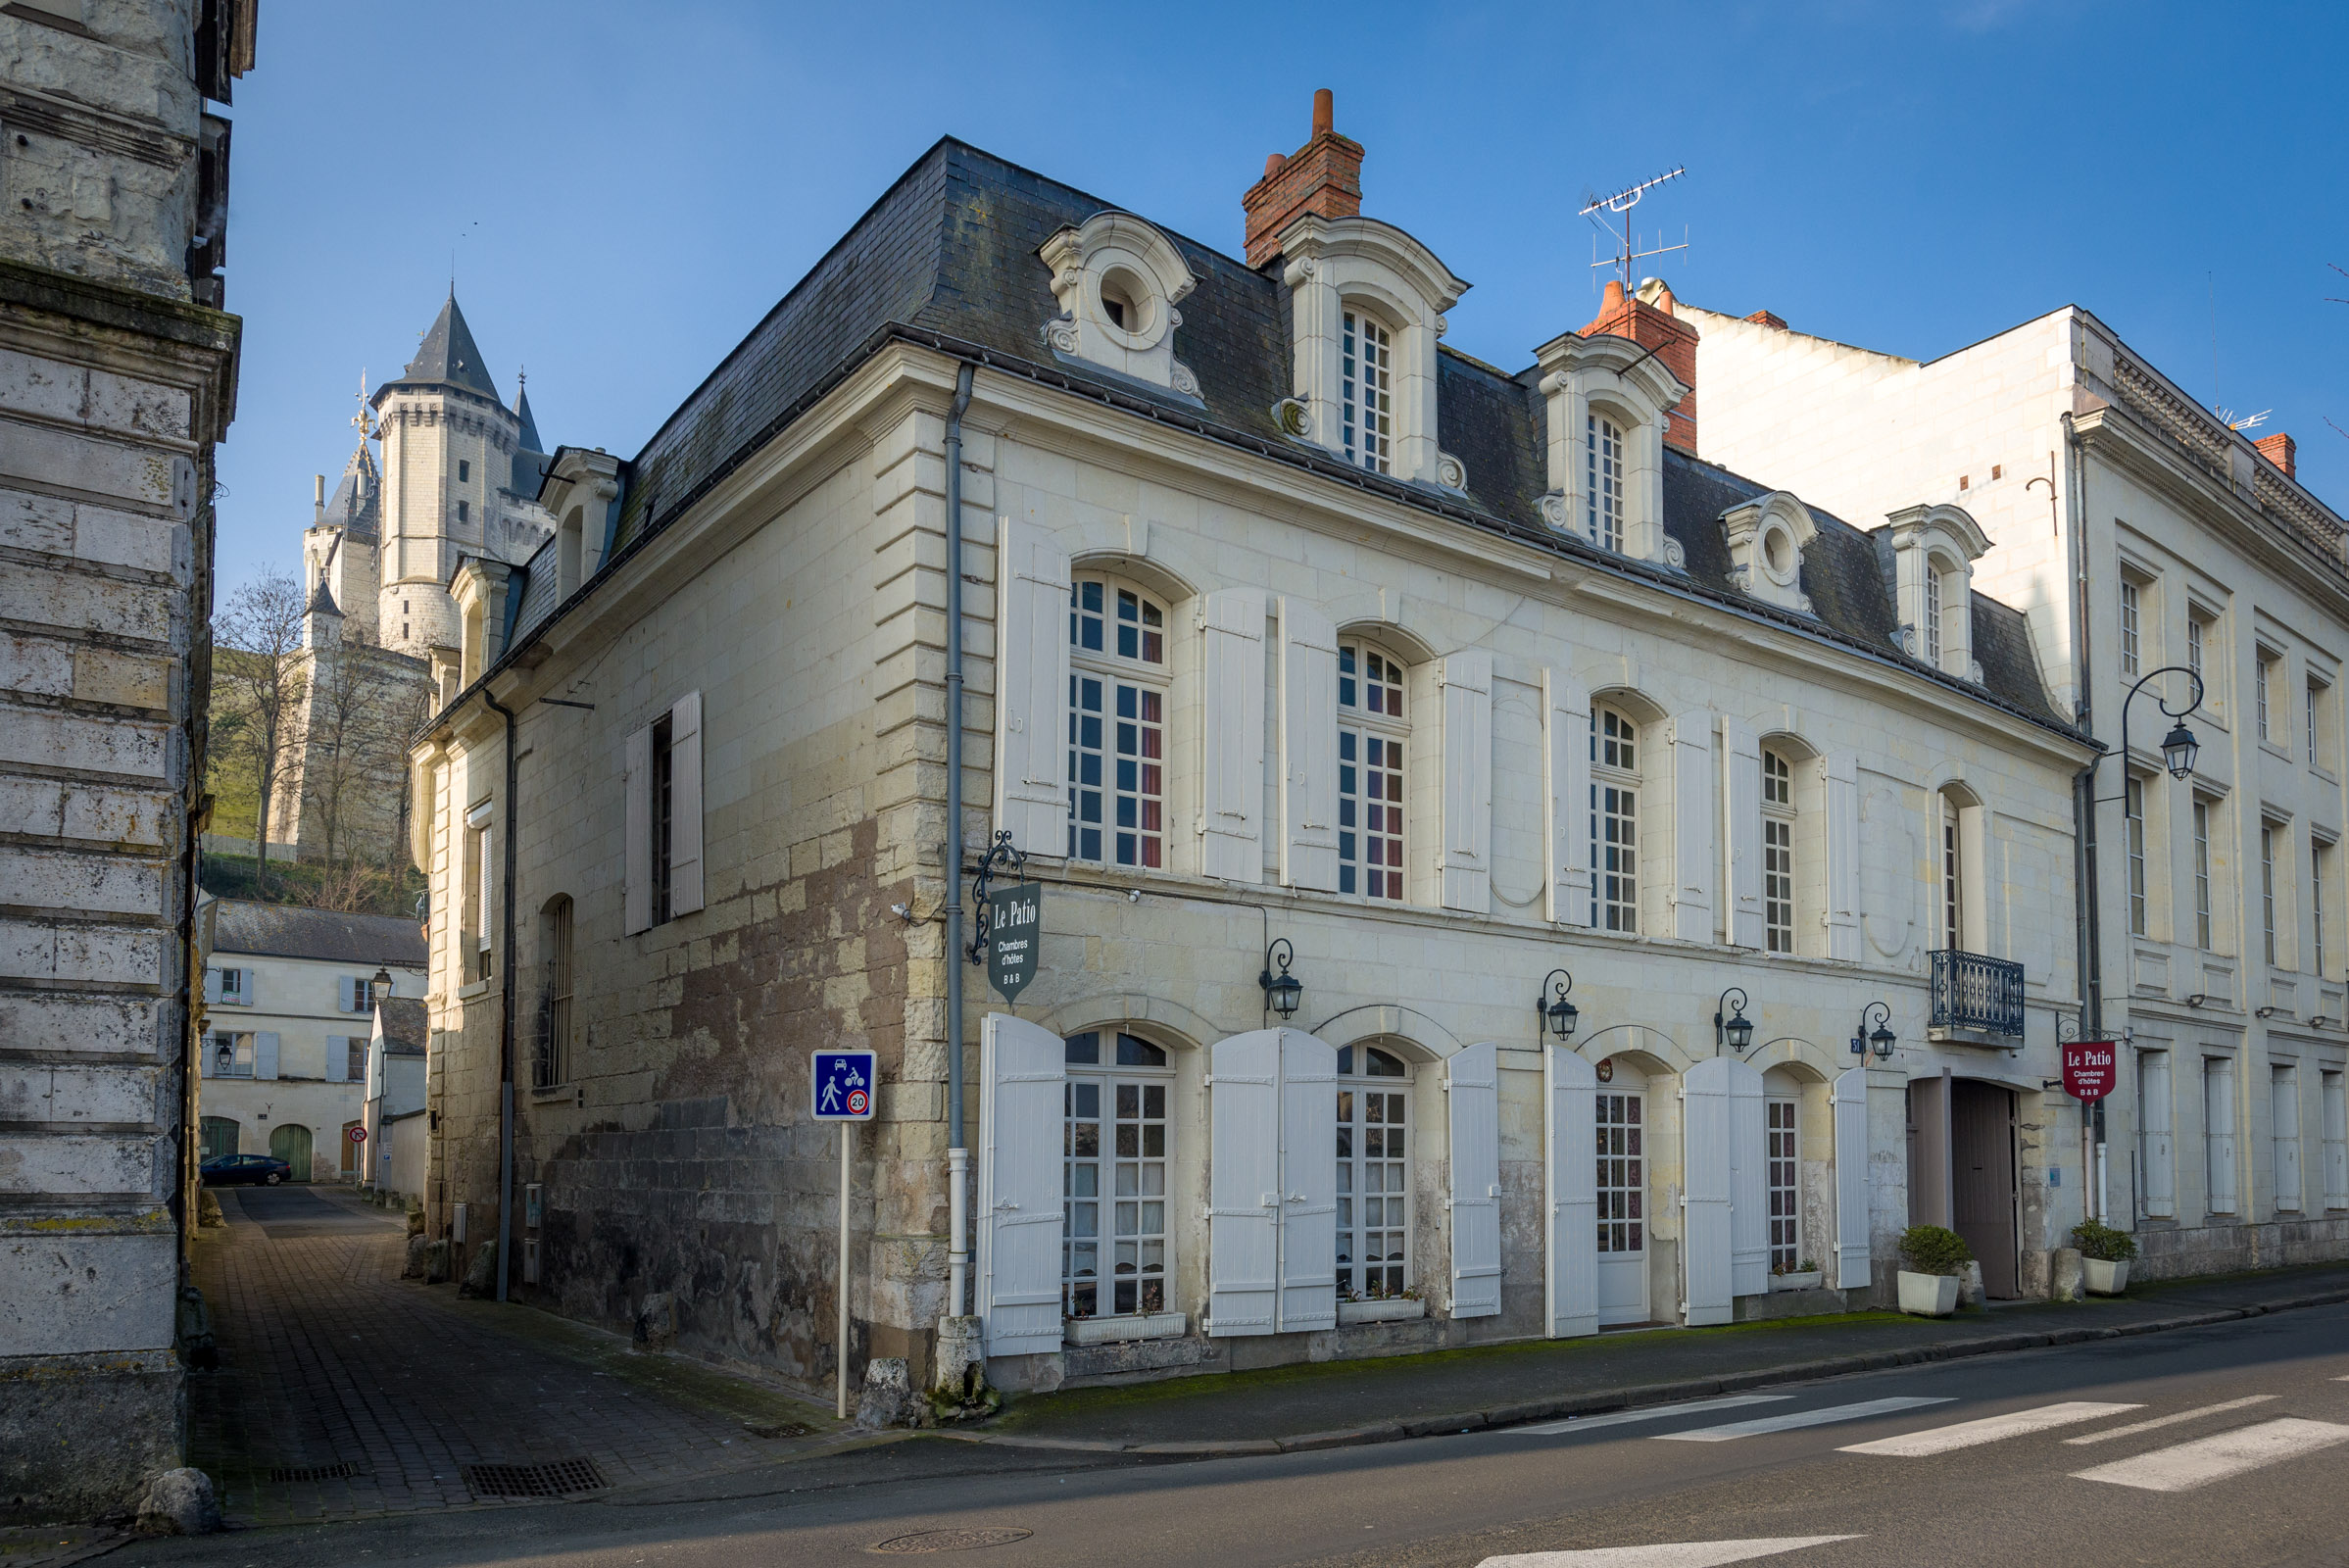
[189,1185,843,1526]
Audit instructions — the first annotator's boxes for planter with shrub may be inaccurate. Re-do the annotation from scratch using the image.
[1896,1224,1974,1317]
[2072,1219,2138,1296]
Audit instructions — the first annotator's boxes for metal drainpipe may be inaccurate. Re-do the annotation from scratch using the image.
[484,689,519,1301]
[2062,410,2110,1222]
[943,362,976,1320]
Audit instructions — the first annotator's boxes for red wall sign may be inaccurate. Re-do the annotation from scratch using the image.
[2062,1042,2118,1101]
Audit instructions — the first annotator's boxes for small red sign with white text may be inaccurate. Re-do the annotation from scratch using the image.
[2062,1042,2118,1101]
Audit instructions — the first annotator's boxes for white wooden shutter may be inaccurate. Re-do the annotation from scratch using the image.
[1681,1056,1733,1325]
[241,970,257,1007]
[1721,718,1763,950]
[1544,1046,1598,1337]
[1207,1030,1283,1336]
[624,724,653,935]
[992,517,1072,857]
[1446,1042,1502,1319]
[1278,598,1339,892]
[2141,1052,2176,1218]
[1199,588,1267,882]
[668,690,705,915]
[1440,650,1493,913]
[1833,1066,1872,1290]
[1728,1056,1768,1298]
[1823,752,1861,961]
[2323,1071,2347,1208]
[255,1031,280,1082]
[1668,714,1713,943]
[978,1012,1066,1357]
[326,1038,348,1084]
[2206,1058,2238,1213]
[1543,669,1592,927]
[2274,1071,2302,1211]
[1276,1029,1339,1332]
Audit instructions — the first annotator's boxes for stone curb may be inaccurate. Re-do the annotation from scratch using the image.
[968,1286,2349,1460]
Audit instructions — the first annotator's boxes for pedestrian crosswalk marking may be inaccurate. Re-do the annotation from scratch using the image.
[1653,1397,1950,1443]
[1837,1400,2140,1457]
[1474,1537,1863,1567]
[1512,1396,1794,1437]
[2063,1396,2276,1446]
[2073,1417,2349,1492]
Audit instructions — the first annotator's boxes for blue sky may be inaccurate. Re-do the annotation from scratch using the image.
[213,0,2349,592]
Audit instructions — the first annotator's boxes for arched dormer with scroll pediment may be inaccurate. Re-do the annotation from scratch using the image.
[1532,326,1690,569]
[1718,491,1819,615]
[1040,212,1201,402]
[1884,503,1991,681]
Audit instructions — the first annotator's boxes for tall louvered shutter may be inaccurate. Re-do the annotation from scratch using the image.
[1544,1046,1598,1337]
[1668,715,1713,943]
[668,691,705,915]
[1199,589,1267,882]
[624,724,653,935]
[978,1012,1066,1357]
[1207,1030,1282,1336]
[254,1031,280,1082]
[1446,1042,1502,1319]
[1440,651,1493,912]
[1681,1056,1733,1325]
[992,518,1072,857]
[1543,668,1591,927]
[326,1038,348,1084]
[2141,1052,2175,1218]
[1278,598,1339,892]
[1728,1056,1768,1298]
[1722,718,1763,950]
[203,968,222,1004]
[337,975,358,1014]
[2206,1058,2239,1213]
[1275,1030,1339,1332]
[2273,1070,2303,1210]
[1823,752,1861,961]
[1833,1066,1873,1289]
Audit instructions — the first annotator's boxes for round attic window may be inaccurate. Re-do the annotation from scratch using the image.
[1761,523,1795,582]
[1096,265,1159,345]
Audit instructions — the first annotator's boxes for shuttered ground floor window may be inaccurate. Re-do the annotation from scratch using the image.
[1596,1092,1643,1253]
[1767,1097,1800,1272]
[1063,1031,1169,1318]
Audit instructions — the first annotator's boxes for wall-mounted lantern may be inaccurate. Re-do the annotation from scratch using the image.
[1259,938,1302,1022]
[1715,987,1755,1054]
[1537,968,1579,1041]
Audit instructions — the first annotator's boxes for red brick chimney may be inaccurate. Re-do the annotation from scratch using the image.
[1242,88,1364,270]
[1582,278,1701,456]
[2256,431,2296,479]
[1744,309,1787,330]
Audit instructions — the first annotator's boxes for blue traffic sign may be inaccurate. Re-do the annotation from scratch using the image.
[812,1050,878,1121]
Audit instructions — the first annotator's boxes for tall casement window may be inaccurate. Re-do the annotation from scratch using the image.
[464,800,494,982]
[2186,611,2207,680]
[1067,577,1166,868]
[1766,1098,1799,1273]
[2316,838,2332,979]
[651,712,675,924]
[1762,748,1795,954]
[1062,1030,1171,1320]
[1938,793,1963,952]
[2310,677,2332,771]
[2119,579,2142,678]
[1590,705,1639,932]
[1336,1045,1410,1299]
[536,895,574,1089]
[1587,414,1624,551]
[1923,560,1945,665]
[2261,823,2280,966]
[1339,643,1406,900]
[2126,777,2148,937]
[2257,651,2276,743]
[1341,311,1393,474]
[1595,1090,1643,1256]
[2193,798,2215,951]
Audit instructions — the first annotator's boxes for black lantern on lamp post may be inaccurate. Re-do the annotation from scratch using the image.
[370,964,392,1004]
[1714,987,1754,1054]
[1537,968,1579,1041]
[1259,938,1302,1022]
[2160,717,2199,780]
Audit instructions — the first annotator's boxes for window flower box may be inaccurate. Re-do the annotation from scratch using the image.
[1063,1311,1186,1348]
[1769,1270,1824,1293]
[1338,1297,1425,1325]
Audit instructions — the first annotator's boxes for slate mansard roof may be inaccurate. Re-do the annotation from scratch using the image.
[510,139,2069,733]
[212,900,428,968]
[373,997,428,1056]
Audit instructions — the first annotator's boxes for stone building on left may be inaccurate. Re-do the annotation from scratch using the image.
[0,0,255,1524]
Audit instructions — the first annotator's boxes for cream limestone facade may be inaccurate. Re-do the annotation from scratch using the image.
[1684,293,2349,1277]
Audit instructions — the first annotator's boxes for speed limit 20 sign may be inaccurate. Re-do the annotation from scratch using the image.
[811,1050,878,1122]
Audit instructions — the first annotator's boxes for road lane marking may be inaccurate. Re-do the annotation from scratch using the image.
[1511,1396,1794,1436]
[1837,1400,2141,1456]
[1653,1397,1950,1442]
[2072,1417,2349,1492]
[2063,1396,2277,1446]
[1475,1538,1863,1567]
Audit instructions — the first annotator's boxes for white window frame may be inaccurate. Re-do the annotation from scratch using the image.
[1061,1029,1173,1322]
[2119,578,2141,678]
[2317,836,2332,980]
[1595,1088,1645,1259]
[1590,705,1639,933]
[1940,793,1964,953]
[465,800,494,984]
[2186,611,2206,680]
[1766,1096,1800,1273]
[1923,557,1945,665]
[2262,822,2279,967]
[2126,776,2148,938]
[1587,412,1625,551]
[1066,576,1168,869]
[1338,642,1407,902]
[1341,310,1394,474]
[211,1030,254,1079]
[1762,748,1795,955]
[2193,798,2214,952]
[2257,651,2276,743]
[215,966,250,1006]
[1336,1045,1412,1299]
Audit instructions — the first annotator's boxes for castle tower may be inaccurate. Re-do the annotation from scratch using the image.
[301,429,384,646]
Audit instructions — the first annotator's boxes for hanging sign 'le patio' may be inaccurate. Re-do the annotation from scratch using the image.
[2061,1041,2117,1101]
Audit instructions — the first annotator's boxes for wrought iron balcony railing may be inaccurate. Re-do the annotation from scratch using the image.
[1930,949,2026,1038]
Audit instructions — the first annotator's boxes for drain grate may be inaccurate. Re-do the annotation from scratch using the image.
[268,1462,358,1483]
[868,1528,1033,1554]
[461,1460,609,1499]
[743,1420,814,1440]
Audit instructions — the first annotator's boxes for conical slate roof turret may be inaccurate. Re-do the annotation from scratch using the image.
[320,435,381,538]
[514,380,543,456]
[306,575,342,617]
[390,291,501,401]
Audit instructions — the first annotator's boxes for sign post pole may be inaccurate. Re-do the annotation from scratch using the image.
[2062,1041,2119,1222]
[810,1048,877,1424]
[837,1118,851,1420]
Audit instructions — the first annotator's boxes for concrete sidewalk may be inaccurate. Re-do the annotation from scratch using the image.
[965,1263,2349,1455]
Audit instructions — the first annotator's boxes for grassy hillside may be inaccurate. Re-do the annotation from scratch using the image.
[200,851,425,919]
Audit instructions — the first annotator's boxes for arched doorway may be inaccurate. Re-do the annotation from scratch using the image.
[200,1116,238,1160]
[1908,1073,2020,1298]
[269,1123,314,1181]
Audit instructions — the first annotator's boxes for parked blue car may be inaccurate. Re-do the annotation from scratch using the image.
[200,1152,291,1186]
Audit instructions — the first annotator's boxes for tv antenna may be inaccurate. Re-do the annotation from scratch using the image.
[1583,167,1688,292]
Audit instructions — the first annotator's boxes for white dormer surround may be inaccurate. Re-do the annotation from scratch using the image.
[1719,492,1818,615]
[1533,330,1690,567]
[1884,503,1991,681]
[1041,212,1201,400]
[1277,213,1468,485]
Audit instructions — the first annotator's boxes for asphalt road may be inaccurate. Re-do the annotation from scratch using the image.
[126,1302,2349,1568]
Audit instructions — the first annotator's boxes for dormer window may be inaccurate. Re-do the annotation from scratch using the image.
[1533,331,1688,567]
[1718,492,1817,614]
[1883,504,1991,681]
[1040,213,1200,401]
[1588,414,1624,550]
[1343,312,1395,473]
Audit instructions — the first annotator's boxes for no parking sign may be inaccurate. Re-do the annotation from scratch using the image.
[812,1050,878,1121]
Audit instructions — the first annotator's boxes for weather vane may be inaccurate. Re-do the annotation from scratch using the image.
[1583,167,1689,292]
[351,369,375,441]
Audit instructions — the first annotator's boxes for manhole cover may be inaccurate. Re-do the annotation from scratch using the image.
[868,1527,1033,1554]
[462,1460,608,1499]
[268,1462,358,1483]
[743,1420,814,1440]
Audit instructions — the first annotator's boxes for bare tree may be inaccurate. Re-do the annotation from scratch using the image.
[210,569,306,894]
[292,635,428,904]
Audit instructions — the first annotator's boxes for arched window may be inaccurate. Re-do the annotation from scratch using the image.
[1590,704,1639,932]
[536,894,574,1089]
[1587,413,1625,551]
[1935,786,1982,954]
[1061,1029,1172,1320]
[1337,1045,1411,1298]
[1342,310,1394,473]
[1762,747,1796,954]
[1067,577,1167,867]
[1339,642,1407,900]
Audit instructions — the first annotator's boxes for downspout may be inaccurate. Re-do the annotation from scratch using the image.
[484,688,520,1301]
[2062,409,2109,1221]
[943,362,976,1320]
